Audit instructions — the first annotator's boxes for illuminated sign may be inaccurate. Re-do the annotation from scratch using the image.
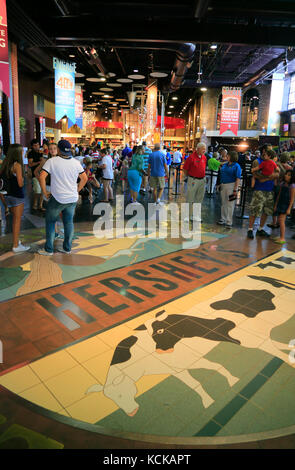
[219,87,242,136]
[267,74,284,135]
[75,86,83,129]
[53,57,76,126]
[0,0,9,97]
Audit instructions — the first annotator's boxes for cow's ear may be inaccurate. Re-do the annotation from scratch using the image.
[156,310,166,318]
[134,324,147,331]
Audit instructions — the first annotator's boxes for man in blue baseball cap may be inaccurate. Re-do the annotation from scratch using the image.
[38,140,87,255]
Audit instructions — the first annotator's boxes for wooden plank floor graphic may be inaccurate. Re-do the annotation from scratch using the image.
[0,250,295,442]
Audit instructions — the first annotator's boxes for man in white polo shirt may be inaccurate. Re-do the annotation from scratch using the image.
[38,139,87,255]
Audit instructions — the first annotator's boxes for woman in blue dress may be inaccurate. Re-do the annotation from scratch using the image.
[127,145,145,204]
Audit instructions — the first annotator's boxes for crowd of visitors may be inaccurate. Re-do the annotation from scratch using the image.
[0,137,295,254]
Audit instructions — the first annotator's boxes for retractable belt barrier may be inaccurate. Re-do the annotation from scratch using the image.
[168,163,182,196]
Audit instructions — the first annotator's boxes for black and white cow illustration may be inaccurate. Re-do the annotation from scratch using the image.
[87,256,295,416]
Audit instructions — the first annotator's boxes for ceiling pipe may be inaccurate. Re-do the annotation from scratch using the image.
[167,43,196,93]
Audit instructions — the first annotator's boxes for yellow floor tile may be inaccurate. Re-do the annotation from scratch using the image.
[98,325,136,348]
[66,336,111,363]
[83,350,114,384]
[66,392,118,424]
[0,366,40,394]
[123,311,158,331]
[29,350,79,382]
[19,383,63,412]
[45,365,99,408]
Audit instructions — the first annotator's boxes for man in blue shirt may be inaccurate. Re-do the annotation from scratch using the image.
[148,143,169,206]
[122,144,131,158]
[247,145,279,239]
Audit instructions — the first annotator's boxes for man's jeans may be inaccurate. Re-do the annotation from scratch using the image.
[45,196,77,253]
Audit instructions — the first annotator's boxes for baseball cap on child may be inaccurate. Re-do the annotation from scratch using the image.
[58,140,72,157]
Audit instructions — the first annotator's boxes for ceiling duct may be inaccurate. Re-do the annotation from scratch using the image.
[168,43,196,93]
[127,91,137,108]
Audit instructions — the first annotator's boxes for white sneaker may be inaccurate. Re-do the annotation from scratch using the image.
[57,248,71,254]
[12,243,30,253]
[38,249,53,256]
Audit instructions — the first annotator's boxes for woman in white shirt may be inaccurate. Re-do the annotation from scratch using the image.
[99,148,114,202]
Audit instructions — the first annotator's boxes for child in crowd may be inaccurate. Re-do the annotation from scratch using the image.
[251,149,278,188]
[272,170,295,244]
[119,159,129,193]
[85,161,100,203]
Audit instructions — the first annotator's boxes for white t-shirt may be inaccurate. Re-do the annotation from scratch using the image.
[42,156,85,204]
[173,150,182,164]
[102,155,114,179]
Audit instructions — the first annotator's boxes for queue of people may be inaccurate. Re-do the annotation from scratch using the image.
[0,138,295,255]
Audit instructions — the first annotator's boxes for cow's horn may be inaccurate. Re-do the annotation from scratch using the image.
[86,384,103,394]
[144,311,168,334]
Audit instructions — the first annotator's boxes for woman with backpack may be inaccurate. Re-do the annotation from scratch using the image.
[0,144,30,253]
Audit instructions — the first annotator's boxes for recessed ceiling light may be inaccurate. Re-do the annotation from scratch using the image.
[86,77,102,82]
[169,105,174,108]
[167,112,172,114]
[149,72,168,78]
[69,54,75,58]
[100,88,113,92]
[75,73,85,78]
[128,74,145,80]
[201,87,207,91]
[210,44,217,49]
[92,92,105,95]
[133,69,139,72]
[117,78,133,83]
[172,96,178,100]
[106,83,122,87]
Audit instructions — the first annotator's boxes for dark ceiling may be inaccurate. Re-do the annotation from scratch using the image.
[6,0,295,119]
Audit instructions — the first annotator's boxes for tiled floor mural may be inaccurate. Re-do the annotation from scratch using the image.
[1,250,295,443]
[0,228,227,303]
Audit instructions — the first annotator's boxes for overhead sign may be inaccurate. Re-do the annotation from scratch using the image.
[53,57,76,126]
[146,82,158,144]
[0,0,9,97]
[94,121,123,129]
[220,87,242,136]
[75,86,83,129]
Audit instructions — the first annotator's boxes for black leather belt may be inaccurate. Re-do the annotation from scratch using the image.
[189,175,205,180]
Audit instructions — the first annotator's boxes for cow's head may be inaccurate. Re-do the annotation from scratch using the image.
[144,311,180,354]
[104,373,139,417]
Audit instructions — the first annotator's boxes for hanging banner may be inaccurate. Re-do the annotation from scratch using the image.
[220,87,242,136]
[53,57,76,127]
[0,0,9,97]
[75,86,83,129]
[156,116,185,129]
[146,81,158,144]
[94,121,123,129]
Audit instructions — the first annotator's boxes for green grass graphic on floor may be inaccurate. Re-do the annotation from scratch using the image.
[96,343,295,438]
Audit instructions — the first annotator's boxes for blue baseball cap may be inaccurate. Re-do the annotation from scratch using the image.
[58,139,72,156]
